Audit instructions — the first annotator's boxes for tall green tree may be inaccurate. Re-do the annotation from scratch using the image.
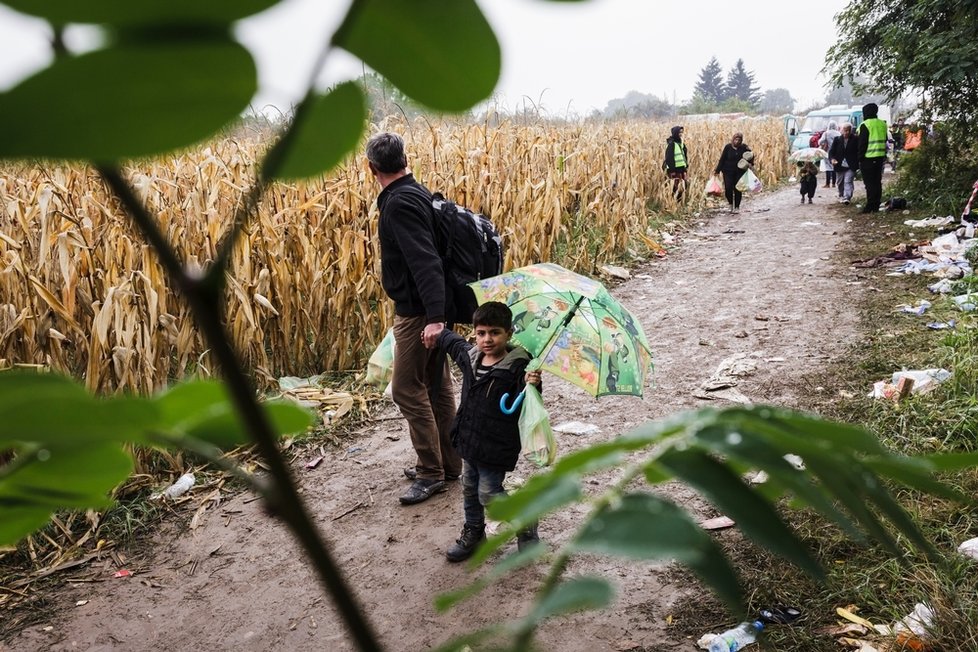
[759,88,795,115]
[825,0,978,128]
[693,56,725,104]
[723,58,761,107]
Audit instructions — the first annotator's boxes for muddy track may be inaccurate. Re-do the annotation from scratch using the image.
[6,181,867,652]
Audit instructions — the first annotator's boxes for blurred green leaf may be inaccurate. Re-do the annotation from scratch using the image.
[0,443,132,545]
[657,448,824,581]
[486,473,581,524]
[270,82,367,180]
[333,0,499,112]
[0,40,256,161]
[865,456,972,504]
[0,373,158,445]
[695,422,865,542]
[0,0,282,26]
[573,492,742,612]
[523,576,613,626]
[156,380,312,448]
[922,451,978,472]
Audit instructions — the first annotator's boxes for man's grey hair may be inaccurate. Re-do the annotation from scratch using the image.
[841,122,853,131]
[365,132,408,174]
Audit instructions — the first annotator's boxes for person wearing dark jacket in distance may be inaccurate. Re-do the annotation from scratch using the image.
[713,132,753,213]
[367,132,462,506]
[434,301,542,562]
[829,122,859,204]
[663,125,689,201]
[858,102,888,214]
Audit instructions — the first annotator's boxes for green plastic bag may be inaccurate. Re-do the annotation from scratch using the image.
[518,384,556,467]
[365,328,395,389]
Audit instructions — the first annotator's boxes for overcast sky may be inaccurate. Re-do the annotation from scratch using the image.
[0,0,853,116]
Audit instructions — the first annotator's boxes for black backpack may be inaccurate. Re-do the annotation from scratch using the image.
[431,193,504,324]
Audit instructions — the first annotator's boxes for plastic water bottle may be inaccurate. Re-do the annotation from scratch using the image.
[708,620,764,651]
[162,473,195,499]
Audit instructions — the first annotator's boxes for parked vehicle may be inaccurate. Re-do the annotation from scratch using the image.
[789,105,869,152]
[782,114,799,147]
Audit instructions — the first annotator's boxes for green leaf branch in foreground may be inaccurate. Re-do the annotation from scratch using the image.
[434,405,975,650]
[0,373,312,546]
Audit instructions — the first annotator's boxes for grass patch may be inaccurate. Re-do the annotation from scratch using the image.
[672,201,978,649]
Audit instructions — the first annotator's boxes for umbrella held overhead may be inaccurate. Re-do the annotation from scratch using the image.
[468,263,654,412]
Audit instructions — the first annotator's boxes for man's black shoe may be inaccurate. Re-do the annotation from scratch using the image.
[446,524,486,562]
[403,467,460,482]
[399,479,447,505]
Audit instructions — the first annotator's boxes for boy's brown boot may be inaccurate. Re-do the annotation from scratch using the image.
[517,524,541,552]
[446,524,485,562]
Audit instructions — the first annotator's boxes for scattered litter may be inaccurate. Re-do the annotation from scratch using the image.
[113,569,132,578]
[700,516,735,531]
[304,456,324,470]
[890,603,934,650]
[75,600,88,607]
[758,606,802,625]
[954,293,978,312]
[800,221,823,227]
[277,374,356,423]
[745,470,768,484]
[928,279,954,294]
[693,387,752,404]
[599,264,631,280]
[734,330,749,338]
[926,320,955,330]
[957,537,978,560]
[723,228,745,234]
[904,215,954,228]
[896,300,931,316]
[552,421,600,436]
[765,357,786,363]
[783,454,805,471]
[869,369,952,399]
[700,353,758,391]
[159,473,195,500]
[43,626,53,632]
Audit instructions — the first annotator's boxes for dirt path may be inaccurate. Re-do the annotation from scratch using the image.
[6,182,868,652]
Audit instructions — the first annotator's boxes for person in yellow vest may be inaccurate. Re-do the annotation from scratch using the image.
[858,103,888,214]
[663,125,688,201]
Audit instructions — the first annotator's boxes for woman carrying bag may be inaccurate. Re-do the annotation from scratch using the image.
[713,132,753,213]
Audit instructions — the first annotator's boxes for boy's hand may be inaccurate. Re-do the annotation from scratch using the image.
[526,370,542,387]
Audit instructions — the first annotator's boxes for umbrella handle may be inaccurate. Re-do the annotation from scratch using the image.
[499,389,526,415]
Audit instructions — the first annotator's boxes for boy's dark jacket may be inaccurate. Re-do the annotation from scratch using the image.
[437,329,533,471]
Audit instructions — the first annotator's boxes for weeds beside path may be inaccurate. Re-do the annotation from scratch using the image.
[5,182,906,651]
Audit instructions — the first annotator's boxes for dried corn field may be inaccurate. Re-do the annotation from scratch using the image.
[0,117,788,395]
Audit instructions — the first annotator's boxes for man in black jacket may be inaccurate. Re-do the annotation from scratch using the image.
[366,132,462,505]
[829,123,859,204]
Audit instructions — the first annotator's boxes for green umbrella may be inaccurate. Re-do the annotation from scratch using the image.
[469,263,653,412]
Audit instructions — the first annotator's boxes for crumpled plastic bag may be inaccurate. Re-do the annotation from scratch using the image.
[365,328,395,389]
[735,169,762,193]
[868,368,951,399]
[704,175,724,197]
[518,384,556,467]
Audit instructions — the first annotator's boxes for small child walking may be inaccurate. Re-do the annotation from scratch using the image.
[798,161,818,203]
[434,301,543,562]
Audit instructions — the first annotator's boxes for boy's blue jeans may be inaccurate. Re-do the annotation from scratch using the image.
[461,460,506,526]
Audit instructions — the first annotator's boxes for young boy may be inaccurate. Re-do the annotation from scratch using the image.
[434,301,543,562]
[798,161,818,204]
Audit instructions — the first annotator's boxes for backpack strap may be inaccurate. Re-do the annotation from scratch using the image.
[431,192,458,265]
